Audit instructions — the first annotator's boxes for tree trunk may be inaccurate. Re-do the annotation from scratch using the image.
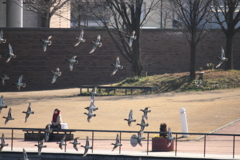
[41,15,51,28]
[131,38,143,77]
[190,43,196,80]
[225,34,234,70]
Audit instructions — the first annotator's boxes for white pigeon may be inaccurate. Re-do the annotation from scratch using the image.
[111,134,122,151]
[57,135,66,150]
[85,100,98,111]
[70,137,80,151]
[65,56,78,71]
[0,133,8,152]
[74,29,86,47]
[111,56,123,76]
[40,35,52,52]
[13,75,26,90]
[50,68,62,84]
[136,115,149,131]
[34,139,47,156]
[84,108,96,122]
[81,136,92,157]
[6,44,16,63]
[0,30,6,43]
[23,148,29,160]
[1,74,9,85]
[166,127,174,147]
[44,124,52,142]
[124,110,136,126]
[89,35,102,54]
[140,107,151,120]
[0,95,8,113]
[22,102,34,123]
[129,30,137,47]
[216,46,228,68]
[3,108,14,124]
[134,130,145,147]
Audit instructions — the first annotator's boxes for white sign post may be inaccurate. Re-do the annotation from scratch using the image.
[180,108,188,137]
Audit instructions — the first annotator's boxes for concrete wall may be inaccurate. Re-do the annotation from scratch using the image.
[0,2,6,27]
[0,28,239,92]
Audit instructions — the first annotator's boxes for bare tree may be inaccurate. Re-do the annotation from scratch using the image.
[22,0,70,27]
[171,0,212,80]
[87,0,160,77]
[211,0,240,70]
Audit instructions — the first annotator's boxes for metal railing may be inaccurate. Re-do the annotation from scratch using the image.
[0,127,240,158]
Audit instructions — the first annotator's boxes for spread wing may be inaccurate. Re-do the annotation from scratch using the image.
[23,148,28,159]
[8,108,12,118]
[80,29,84,39]
[43,43,47,52]
[47,35,52,40]
[129,110,133,119]
[116,57,120,65]
[0,96,3,105]
[111,68,118,76]
[18,75,23,83]
[129,38,133,47]
[96,35,101,42]
[89,44,97,54]
[8,44,13,54]
[69,63,73,71]
[221,47,225,58]
[52,75,57,84]
[0,30,3,39]
[216,60,223,68]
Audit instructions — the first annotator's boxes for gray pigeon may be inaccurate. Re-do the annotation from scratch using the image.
[84,108,96,122]
[111,56,123,76]
[57,135,66,150]
[22,148,29,160]
[111,134,122,151]
[0,133,8,152]
[34,139,47,156]
[40,35,52,52]
[140,107,151,120]
[0,30,6,43]
[44,124,52,141]
[65,56,78,71]
[81,136,92,157]
[136,115,149,131]
[74,29,86,47]
[13,75,26,90]
[0,95,8,113]
[70,137,80,151]
[1,74,9,85]
[50,68,62,84]
[3,108,14,124]
[129,30,137,47]
[6,44,16,63]
[124,110,136,126]
[166,127,174,147]
[134,130,145,147]
[216,46,228,68]
[85,100,98,111]
[22,102,34,123]
[89,35,102,54]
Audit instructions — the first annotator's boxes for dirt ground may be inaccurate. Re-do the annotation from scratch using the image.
[0,88,240,140]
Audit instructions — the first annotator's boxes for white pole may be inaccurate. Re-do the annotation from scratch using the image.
[6,0,23,27]
[180,108,188,137]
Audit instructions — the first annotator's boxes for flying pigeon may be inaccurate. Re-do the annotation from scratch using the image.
[1,74,9,85]
[89,35,102,54]
[65,56,78,71]
[124,110,136,126]
[81,136,92,157]
[57,135,66,150]
[140,107,151,120]
[34,139,47,156]
[70,137,80,151]
[40,35,52,52]
[13,75,26,90]
[3,108,14,124]
[136,115,149,131]
[111,56,123,76]
[111,134,122,151]
[0,133,8,152]
[166,127,174,147]
[22,102,34,123]
[84,108,96,122]
[0,95,8,113]
[6,44,16,63]
[22,148,29,160]
[0,30,6,43]
[85,100,98,111]
[216,46,228,68]
[134,130,145,147]
[129,30,137,47]
[74,29,86,47]
[50,68,62,84]
[44,124,52,142]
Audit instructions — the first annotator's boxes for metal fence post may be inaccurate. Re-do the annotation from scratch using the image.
[204,135,206,157]
[92,131,94,153]
[147,133,149,155]
[233,135,235,158]
[119,132,122,154]
[11,129,13,151]
[175,134,178,156]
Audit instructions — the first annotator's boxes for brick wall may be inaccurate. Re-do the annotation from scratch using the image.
[0,28,239,91]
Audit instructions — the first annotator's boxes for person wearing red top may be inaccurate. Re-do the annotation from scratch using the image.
[51,108,62,129]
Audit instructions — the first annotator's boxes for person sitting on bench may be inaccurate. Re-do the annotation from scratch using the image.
[51,108,62,129]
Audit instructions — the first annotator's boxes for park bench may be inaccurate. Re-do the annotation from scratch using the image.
[77,85,157,95]
[22,128,75,141]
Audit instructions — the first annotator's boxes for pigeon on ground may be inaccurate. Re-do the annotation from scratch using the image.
[74,29,86,47]
[166,127,174,147]
[140,107,151,120]
[0,133,8,152]
[111,134,122,151]
[22,102,34,123]
[124,110,136,126]
[3,108,14,124]
[84,108,96,122]
[0,95,7,113]
[70,137,80,151]
[129,30,137,47]
[0,30,6,43]
[13,75,26,90]
[40,35,52,52]
[65,56,78,71]
[81,136,92,157]
[34,139,47,156]
[6,44,16,63]
[57,135,66,150]
[111,56,123,76]
[136,115,149,131]
[22,148,29,160]
[89,35,102,54]
[44,124,52,142]
[216,47,228,68]
[134,130,145,147]
[85,100,98,111]
[50,68,62,84]
[1,74,9,85]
